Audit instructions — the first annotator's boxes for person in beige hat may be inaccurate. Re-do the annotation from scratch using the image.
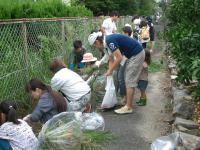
[81,53,97,68]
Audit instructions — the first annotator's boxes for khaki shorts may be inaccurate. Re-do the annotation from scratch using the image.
[125,50,145,88]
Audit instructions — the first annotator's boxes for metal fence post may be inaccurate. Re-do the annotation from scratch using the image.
[61,21,65,54]
[22,23,30,80]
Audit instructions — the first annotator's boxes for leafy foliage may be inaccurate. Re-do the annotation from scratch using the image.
[72,0,155,16]
[165,0,200,99]
[0,0,93,19]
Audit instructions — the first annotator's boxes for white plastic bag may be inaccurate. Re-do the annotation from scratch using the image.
[75,112,105,131]
[101,76,117,109]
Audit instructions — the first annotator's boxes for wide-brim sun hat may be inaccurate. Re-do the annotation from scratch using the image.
[88,31,103,45]
[81,53,97,63]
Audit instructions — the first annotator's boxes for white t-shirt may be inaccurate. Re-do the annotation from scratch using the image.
[51,68,91,101]
[102,18,117,35]
[0,119,38,150]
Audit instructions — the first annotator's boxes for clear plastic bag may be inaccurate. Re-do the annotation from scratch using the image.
[78,112,105,131]
[151,132,180,150]
[151,132,200,150]
[38,112,82,150]
[101,76,117,109]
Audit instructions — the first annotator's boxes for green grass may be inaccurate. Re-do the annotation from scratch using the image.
[82,130,116,150]
[149,60,163,73]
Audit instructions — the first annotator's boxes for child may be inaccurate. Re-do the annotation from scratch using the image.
[0,100,38,150]
[136,49,151,106]
[68,40,86,71]
[122,25,133,37]
[24,78,67,124]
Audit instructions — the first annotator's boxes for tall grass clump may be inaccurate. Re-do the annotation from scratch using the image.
[0,0,93,19]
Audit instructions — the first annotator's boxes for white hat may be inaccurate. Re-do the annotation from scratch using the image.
[125,23,132,28]
[133,18,141,25]
[88,31,103,45]
[81,53,97,63]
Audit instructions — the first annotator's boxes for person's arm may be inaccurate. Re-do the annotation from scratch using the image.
[30,97,52,123]
[95,48,110,67]
[51,77,64,92]
[105,49,122,76]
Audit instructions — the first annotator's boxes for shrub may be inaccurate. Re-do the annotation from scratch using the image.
[165,0,200,99]
[0,0,93,19]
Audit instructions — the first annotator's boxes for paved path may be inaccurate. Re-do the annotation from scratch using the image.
[101,25,171,150]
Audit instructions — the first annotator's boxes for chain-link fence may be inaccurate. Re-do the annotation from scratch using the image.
[0,16,131,109]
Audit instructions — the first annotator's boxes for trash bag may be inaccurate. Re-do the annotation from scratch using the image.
[77,112,105,131]
[38,112,82,150]
[151,132,200,150]
[151,132,180,150]
[101,76,117,109]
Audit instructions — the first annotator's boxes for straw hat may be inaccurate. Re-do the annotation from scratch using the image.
[81,53,97,63]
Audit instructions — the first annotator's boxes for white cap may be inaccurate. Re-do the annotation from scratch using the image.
[88,31,103,45]
[125,23,132,28]
[133,18,141,25]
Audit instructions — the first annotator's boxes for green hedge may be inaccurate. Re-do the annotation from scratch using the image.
[165,0,200,99]
[0,0,93,19]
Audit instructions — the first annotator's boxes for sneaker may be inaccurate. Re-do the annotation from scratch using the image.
[136,99,142,104]
[137,98,147,106]
[114,105,133,114]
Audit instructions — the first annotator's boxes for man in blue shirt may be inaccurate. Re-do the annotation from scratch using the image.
[88,32,145,114]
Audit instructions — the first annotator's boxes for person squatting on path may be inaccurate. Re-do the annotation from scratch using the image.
[68,40,86,71]
[49,59,91,112]
[88,31,145,114]
[24,78,67,124]
[136,49,151,106]
[0,100,38,150]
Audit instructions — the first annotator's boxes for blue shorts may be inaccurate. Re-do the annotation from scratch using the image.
[138,80,148,90]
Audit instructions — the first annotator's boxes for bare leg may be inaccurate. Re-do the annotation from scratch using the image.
[140,89,146,99]
[126,87,135,109]
[150,41,155,53]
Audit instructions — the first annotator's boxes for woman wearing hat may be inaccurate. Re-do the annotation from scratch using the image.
[81,52,97,68]
[88,31,145,114]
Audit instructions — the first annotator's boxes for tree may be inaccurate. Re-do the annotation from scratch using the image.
[73,0,155,16]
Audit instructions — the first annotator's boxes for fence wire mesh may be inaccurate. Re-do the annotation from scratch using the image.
[0,16,131,110]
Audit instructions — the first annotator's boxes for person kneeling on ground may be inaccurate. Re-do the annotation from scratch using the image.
[49,59,92,112]
[68,40,86,71]
[24,78,67,124]
[0,100,38,150]
[81,52,97,68]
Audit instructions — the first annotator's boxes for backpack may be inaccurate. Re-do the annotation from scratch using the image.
[140,26,150,42]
